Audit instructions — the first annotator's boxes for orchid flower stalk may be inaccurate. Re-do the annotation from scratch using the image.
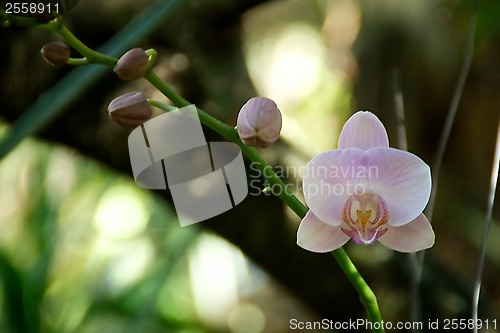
[2,12,389,332]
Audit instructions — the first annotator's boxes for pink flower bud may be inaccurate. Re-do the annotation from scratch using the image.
[113,48,149,81]
[41,41,70,67]
[108,92,152,127]
[237,97,282,148]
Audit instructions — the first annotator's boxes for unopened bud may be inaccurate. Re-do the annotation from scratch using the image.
[108,92,152,127]
[114,48,150,81]
[41,41,70,67]
[237,97,282,148]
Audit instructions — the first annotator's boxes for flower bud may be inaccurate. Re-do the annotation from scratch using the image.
[108,92,152,127]
[237,97,282,148]
[113,48,150,81]
[41,41,70,67]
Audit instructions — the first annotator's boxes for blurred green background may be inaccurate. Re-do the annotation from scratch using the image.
[0,0,499,332]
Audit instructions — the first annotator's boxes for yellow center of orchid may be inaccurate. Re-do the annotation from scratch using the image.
[341,192,389,245]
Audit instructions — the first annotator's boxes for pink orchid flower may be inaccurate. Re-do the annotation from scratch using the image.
[297,111,435,253]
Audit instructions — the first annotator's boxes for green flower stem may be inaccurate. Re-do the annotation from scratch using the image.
[332,249,384,332]
[66,57,89,66]
[0,0,184,158]
[145,48,158,69]
[4,15,384,332]
[238,143,308,217]
[1,11,42,28]
[145,72,384,332]
[38,18,117,65]
[147,99,177,112]
[56,25,117,65]
[145,71,308,217]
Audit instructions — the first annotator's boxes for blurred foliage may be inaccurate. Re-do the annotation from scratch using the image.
[0,124,316,332]
[1,0,500,332]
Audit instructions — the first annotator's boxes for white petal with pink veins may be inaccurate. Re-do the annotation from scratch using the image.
[297,211,350,253]
[338,111,389,150]
[378,214,435,252]
[303,148,368,226]
[365,147,431,226]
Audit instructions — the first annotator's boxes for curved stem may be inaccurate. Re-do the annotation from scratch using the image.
[333,249,384,333]
[145,48,158,69]
[147,99,177,112]
[145,71,383,331]
[3,15,384,332]
[56,24,117,65]
[38,18,118,65]
[66,57,89,66]
[2,11,42,28]
[144,71,309,218]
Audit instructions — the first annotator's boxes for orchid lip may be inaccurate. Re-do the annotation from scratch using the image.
[342,227,388,245]
[341,192,390,244]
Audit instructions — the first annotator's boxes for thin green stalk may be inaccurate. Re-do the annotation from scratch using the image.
[147,99,177,112]
[66,57,89,66]
[2,13,385,332]
[332,249,384,333]
[1,10,43,28]
[145,71,383,331]
[144,71,309,218]
[55,23,117,65]
[0,0,184,159]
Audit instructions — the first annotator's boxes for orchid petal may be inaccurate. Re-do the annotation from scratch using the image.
[378,214,435,252]
[338,111,389,150]
[297,211,350,253]
[366,147,431,226]
[303,148,367,226]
